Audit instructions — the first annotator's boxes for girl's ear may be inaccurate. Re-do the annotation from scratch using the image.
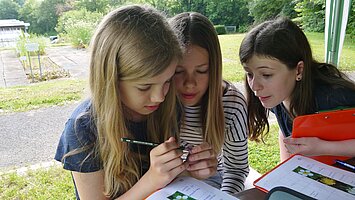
[296,61,304,81]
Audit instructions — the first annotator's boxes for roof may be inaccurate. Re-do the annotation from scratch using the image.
[0,19,30,28]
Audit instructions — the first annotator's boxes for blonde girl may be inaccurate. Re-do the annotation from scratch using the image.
[55,5,186,199]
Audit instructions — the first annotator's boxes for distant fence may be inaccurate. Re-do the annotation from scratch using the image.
[225,26,237,34]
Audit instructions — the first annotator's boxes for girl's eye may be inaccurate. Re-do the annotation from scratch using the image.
[175,69,184,74]
[197,69,208,74]
[263,74,272,78]
[137,86,150,91]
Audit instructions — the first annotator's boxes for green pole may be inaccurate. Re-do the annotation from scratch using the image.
[327,0,344,66]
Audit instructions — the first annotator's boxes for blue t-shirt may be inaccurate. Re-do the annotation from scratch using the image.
[272,83,355,137]
[55,99,149,198]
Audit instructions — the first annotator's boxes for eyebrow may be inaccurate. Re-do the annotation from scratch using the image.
[136,77,173,86]
[244,66,274,70]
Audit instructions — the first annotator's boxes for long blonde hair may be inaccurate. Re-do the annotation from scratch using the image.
[88,5,182,198]
[169,12,225,153]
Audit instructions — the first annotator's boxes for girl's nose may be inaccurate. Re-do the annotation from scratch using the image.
[249,77,263,92]
[184,73,196,88]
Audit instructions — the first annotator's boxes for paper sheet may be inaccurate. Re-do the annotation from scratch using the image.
[146,176,239,200]
[255,155,355,199]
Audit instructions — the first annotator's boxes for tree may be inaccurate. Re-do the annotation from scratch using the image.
[206,0,251,31]
[248,0,296,23]
[0,0,20,19]
[295,0,325,32]
[19,0,41,33]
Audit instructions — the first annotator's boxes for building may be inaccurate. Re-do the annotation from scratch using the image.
[0,19,30,48]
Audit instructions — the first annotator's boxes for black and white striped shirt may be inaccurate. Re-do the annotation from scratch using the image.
[180,82,249,194]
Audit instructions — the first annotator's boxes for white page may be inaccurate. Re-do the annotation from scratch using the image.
[146,176,239,200]
[255,155,355,199]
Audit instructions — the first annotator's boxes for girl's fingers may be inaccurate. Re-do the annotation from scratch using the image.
[151,137,180,156]
[188,149,215,162]
[190,142,212,154]
[187,158,217,171]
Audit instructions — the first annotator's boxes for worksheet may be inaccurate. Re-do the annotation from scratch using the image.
[146,176,239,200]
[254,155,355,200]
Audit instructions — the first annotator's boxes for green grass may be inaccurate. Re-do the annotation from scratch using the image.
[0,32,354,198]
[0,166,75,199]
[0,78,87,113]
[248,124,280,174]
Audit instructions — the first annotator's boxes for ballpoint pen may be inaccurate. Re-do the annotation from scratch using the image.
[121,137,185,150]
[335,159,355,171]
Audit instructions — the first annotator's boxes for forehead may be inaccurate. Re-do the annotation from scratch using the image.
[243,55,285,71]
[129,60,177,84]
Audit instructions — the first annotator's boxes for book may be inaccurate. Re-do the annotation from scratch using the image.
[254,155,355,200]
[145,176,239,200]
[292,108,355,164]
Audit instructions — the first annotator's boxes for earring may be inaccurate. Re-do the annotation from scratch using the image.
[296,77,301,81]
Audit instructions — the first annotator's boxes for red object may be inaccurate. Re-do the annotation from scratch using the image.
[292,108,355,165]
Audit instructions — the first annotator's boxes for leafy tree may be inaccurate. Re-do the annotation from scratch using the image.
[295,0,325,32]
[0,0,20,19]
[206,0,251,31]
[37,0,66,35]
[56,9,102,47]
[74,0,110,13]
[346,0,354,37]
[19,0,40,33]
[248,0,293,23]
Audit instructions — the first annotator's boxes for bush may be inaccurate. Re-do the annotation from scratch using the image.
[56,9,102,48]
[16,31,48,57]
[214,25,227,35]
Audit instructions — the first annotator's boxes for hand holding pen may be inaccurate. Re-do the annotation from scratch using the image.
[122,137,188,190]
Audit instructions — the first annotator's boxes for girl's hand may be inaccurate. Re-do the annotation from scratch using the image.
[186,142,218,179]
[146,137,188,190]
[283,137,325,156]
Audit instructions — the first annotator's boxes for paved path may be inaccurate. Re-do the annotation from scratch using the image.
[0,50,29,87]
[0,46,90,88]
[0,103,79,170]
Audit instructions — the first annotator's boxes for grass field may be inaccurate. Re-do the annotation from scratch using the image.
[0,32,354,199]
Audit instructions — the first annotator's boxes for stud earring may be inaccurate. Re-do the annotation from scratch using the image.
[296,77,301,81]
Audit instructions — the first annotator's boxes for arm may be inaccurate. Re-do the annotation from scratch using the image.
[220,87,249,194]
[283,137,355,157]
[72,170,107,200]
[279,129,291,162]
[73,137,187,200]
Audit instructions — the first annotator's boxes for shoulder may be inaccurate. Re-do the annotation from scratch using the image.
[222,81,247,106]
[55,99,100,172]
[314,83,355,111]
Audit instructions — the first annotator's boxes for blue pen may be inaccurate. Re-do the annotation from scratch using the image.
[335,159,355,171]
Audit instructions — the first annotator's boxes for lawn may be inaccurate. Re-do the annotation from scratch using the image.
[0,32,354,199]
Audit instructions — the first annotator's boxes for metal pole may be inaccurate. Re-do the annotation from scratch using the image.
[27,51,34,82]
[37,51,42,80]
[329,0,343,66]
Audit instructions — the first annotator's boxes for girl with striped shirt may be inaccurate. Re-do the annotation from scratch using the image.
[170,12,249,195]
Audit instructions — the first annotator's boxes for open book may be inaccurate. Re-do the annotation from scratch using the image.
[254,155,355,200]
[145,176,239,200]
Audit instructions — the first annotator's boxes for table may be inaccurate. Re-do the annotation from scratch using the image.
[234,157,355,200]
